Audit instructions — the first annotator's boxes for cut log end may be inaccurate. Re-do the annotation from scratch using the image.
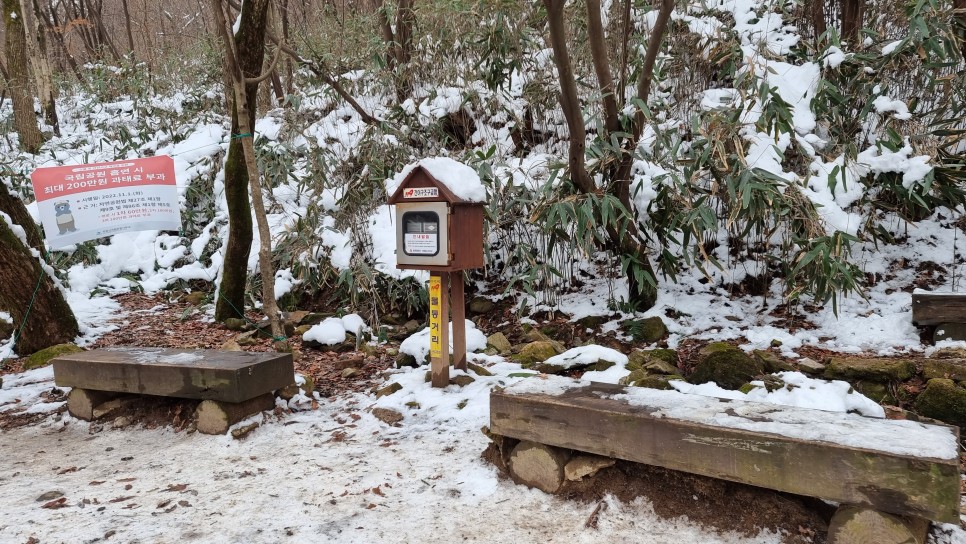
[828,506,929,544]
[195,393,275,435]
[66,388,121,421]
[508,440,570,494]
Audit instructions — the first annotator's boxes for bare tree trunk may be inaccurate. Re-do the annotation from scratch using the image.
[3,0,45,154]
[120,0,136,56]
[39,2,80,76]
[544,0,672,311]
[376,0,415,102]
[211,0,286,347]
[0,183,79,355]
[20,0,59,135]
[811,0,827,45]
[841,0,863,46]
[955,0,966,59]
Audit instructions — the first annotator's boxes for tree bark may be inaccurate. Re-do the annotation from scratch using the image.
[841,0,863,46]
[212,0,286,348]
[120,0,136,56]
[4,0,45,154]
[376,0,415,102]
[214,0,270,323]
[20,0,59,135]
[954,0,966,59]
[811,0,827,46]
[0,183,79,355]
[544,0,671,311]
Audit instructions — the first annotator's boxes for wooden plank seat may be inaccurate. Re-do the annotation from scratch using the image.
[489,377,961,531]
[52,347,294,434]
[912,291,966,326]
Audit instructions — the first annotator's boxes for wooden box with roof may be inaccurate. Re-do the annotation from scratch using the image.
[387,158,485,272]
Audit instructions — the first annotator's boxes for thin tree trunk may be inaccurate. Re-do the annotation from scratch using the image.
[841,0,863,46]
[3,0,45,154]
[954,0,966,59]
[21,0,59,135]
[0,183,79,355]
[811,0,827,45]
[120,0,136,56]
[587,0,620,134]
[39,2,79,76]
[211,0,286,347]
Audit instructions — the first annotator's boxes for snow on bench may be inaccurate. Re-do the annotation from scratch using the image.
[489,377,960,523]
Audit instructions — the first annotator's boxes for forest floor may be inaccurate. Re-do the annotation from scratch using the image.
[0,294,964,544]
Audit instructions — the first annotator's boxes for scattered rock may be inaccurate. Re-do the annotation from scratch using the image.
[298,313,330,326]
[508,441,570,494]
[235,331,260,347]
[825,357,916,382]
[36,491,64,502]
[467,362,493,376]
[395,352,419,368]
[112,416,132,428]
[451,375,475,387]
[576,315,609,330]
[278,376,315,400]
[341,367,362,379]
[620,370,682,390]
[852,382,897,405]
[486,332,512,355]
[223,318,249,332]
[621,317,668,344]
[914,378,966,428]
[512,341,562,366]
[281,311,309,327]
[375,382,403,398]
[333,355,365,370]
[931,347,966,359]
[182,292,206,306]
[231,422,259,440]
[923,359,966,381]
[24,343,84,370]
[468,297,496,314]
[372,407,404,426]
[796,357,825,374]
[689,343,764,390]
[627,349,678,375]
[564,455,616,481]
[752,350,794,373]
[220,339,243,351]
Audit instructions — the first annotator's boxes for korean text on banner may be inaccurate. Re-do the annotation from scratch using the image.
[30,156,181,248]
[429,276,442,359]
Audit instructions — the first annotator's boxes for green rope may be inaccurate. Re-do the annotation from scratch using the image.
[231,133,253,140]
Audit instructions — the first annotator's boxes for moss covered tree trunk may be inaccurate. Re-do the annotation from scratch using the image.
[3,0,45,154]
[214,0,271,322]
[0,183,78,355]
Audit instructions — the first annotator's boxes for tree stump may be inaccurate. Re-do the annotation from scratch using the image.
[508,440,570,494]
[195,393,274,435]
[828,506,929,544]
[67,388,120,421]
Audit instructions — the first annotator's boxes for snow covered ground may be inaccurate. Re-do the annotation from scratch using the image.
[2,355,965,543]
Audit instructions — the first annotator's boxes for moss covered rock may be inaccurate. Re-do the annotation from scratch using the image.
[752,350,794,373]
[486,332,512,355]
[853,382,897,405]
[24,343,84,370]
[512,341,561,366]
[627,349,678,375]
[914,378,966,428]
[621,317,668,344]
[825,358,916,382]
[923,359,966,382]
[689,344,764,390]
[395,351,420,368]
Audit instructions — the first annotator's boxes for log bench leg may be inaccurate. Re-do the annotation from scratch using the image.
[828,506,929,544]
[67,388,122,421]
[195,394,275,435]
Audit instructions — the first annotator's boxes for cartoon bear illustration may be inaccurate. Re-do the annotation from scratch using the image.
[54,201,77,234]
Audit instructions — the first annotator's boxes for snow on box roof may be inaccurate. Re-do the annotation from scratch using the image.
[386,157,486,203]
[503,376,959,460]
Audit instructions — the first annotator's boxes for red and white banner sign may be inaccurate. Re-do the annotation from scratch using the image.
[30,156,181,248]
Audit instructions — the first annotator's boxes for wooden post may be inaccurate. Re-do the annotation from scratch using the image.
[451,272,467,371]
[429,272,450,387]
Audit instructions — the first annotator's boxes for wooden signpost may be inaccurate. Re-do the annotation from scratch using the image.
[388,161,485,388]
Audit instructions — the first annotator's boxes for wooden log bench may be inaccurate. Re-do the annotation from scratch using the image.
[489,377,961,544]
[52,347,294,434]
[912,290,966,342]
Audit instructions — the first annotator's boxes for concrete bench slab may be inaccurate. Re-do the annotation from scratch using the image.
[53,347,294,403]
[490,377,961,523]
